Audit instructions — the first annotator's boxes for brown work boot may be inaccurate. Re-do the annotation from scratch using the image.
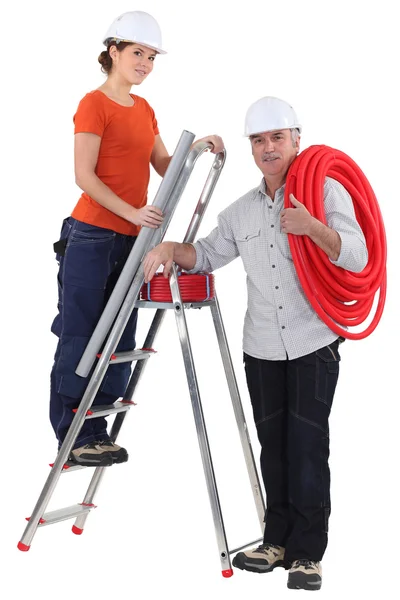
[232,542,285,573]
[287,559,322,590]
[69,441,113,467]
[97,440,128,464]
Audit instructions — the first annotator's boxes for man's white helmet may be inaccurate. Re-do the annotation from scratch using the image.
[102,11,167,54]
[244,96,302,136]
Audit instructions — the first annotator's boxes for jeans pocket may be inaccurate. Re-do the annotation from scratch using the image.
[54,337,89,398]
[315,343,340,407]
[64,223,116,291]
[69,220,116,245]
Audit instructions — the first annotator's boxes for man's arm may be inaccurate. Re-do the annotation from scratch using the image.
[280,194,341,259]
[306,206,342,260]
[143,211,240,282]
[143,242,196,282]
[280,181,368,272]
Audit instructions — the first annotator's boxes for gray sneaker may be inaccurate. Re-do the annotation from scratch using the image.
[232,542,285,573]
[69,442,113,467]
[287,559,322,590]
[97,440,128,464]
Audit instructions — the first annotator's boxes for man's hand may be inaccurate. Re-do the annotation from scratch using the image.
[143,242,175,283]
[193,135,225,154]
[280,194,314,235]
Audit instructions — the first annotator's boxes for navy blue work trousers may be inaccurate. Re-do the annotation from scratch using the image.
[244,340,341,564]
[50,217,138,449]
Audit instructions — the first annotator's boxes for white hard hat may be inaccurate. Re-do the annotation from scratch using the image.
[244,96,302,136]
[102,11,167,55]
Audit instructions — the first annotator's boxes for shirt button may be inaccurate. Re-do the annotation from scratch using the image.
[272,265,276,268]
[271,224,274,228]
[270,244,273,248]
[279,306,283,309]
[275,286,279,289]
[282,326,286,329]
[269,205,272,209]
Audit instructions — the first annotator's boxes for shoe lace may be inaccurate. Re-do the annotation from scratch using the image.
[256,543,281,554]
[83,442,100,450]
[292,559,317,570]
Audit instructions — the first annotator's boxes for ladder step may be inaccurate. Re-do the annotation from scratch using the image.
[98,349,156,365]
[49,461,86,473]
[135,300,215,310]
[61,464,86,473]
[36,504,96,527]
[85,400,134,419]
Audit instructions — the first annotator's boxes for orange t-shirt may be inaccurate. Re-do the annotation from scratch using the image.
[71,90,159,236]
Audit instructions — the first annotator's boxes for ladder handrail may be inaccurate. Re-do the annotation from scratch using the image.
[76,134,225,377]
[183,150,226,244]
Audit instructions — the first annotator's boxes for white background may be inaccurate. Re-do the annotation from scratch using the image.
[2,0,399,598]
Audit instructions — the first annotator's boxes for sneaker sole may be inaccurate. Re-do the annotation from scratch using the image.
[69,455,113,467]
[232,553,285,574]
[112,455,128,464]
[104,450,128,464]
[287,572,322,590]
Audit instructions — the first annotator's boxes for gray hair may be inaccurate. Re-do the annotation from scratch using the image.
[291,128,300,147]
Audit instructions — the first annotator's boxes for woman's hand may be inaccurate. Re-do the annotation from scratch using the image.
[193,135,225,154]
[132,206,164,228]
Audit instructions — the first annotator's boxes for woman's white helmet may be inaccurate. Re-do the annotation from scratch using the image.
[244,96,302,136]
[102,11,167,54]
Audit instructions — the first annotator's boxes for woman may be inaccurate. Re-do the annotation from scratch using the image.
[50,10,224,468]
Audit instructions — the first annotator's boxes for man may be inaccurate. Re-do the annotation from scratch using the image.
[143,96,368,591]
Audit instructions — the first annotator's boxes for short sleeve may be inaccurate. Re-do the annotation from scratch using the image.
[147,102,159,135]
[73,93,106,137]
[152,112,159,135]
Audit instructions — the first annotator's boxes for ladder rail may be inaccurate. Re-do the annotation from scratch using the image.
[210,296,266,528]
[77,138,225,378]
[169,264,232,576]
[71,147,228,531]
[182,148,226,244]
[18,133,225,550]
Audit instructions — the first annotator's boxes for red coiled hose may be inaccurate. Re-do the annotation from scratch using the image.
[285,145,386,340]
[141,272,215,303]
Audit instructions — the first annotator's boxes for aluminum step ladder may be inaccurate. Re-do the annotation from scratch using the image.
[18,131,266,577]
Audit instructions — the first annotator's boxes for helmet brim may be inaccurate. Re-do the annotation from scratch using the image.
[103,37,167,54]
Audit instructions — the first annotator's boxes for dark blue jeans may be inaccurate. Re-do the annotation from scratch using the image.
[50,217,138,449]
[244,340,341,564]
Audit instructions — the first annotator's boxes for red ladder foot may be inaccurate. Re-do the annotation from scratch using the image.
[72,526,84,535]
[222,569,233,578]
[17,542,30,552]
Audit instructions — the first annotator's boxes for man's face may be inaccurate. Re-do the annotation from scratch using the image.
[250,129,300,179]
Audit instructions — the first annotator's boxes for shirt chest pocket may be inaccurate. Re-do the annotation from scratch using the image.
[236,228,261,260]
[236,228,261,243]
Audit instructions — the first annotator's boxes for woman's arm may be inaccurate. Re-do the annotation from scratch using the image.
[150,135,172,177]
[75,132,163,228]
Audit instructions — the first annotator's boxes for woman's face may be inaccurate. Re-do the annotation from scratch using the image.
[110,43,157,84]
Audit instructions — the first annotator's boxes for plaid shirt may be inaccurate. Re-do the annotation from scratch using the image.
[190,177,368,360]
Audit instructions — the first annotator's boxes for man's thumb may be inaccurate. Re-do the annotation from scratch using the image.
[290,193,302,207]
